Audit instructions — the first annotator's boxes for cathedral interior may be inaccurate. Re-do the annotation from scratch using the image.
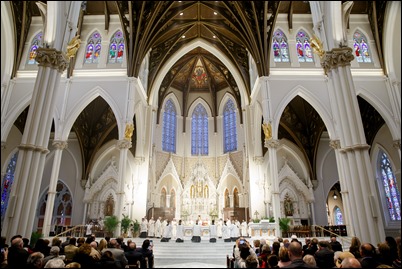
[1,1,400,245]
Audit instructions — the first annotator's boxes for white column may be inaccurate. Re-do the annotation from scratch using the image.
[42,140,68,237]
[329,139,354,237]
[265,139,280,237]
[229,195,234,208]
[115,138,132,236]
[322,47,385,244]
[2,48,68,240]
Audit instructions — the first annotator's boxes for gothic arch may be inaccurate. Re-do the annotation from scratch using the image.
[274,85,336,139]
[84,164,119,202]
[187,98,213,118]
[356,89,399,140]
[159,93,182,124]
[1,1,14,85]
[62,86,123,140]
[218,93,239,116]
[148,39,249,108]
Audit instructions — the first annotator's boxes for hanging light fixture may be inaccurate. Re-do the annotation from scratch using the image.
[333,191,338,200]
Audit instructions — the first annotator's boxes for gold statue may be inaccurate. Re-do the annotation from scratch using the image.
[124,123,134,140]
[310,34,325,59]
[66,35,81,58]
[262,122,272,140]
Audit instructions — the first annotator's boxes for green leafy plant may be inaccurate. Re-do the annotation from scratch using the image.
[253,218,261,223]
[30,231,43,248]
[132,219,140,237]
[268,216,275,222]
[279,217,291,232]
[103,215,120,236]
[121,214,132,235]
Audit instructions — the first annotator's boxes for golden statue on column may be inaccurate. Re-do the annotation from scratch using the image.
[262,122,272,140]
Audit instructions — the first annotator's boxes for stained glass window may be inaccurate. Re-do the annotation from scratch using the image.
[108,30,124,64]
[223,99,237,153]
[191,103,208,155]
[296,31,314,63]
[353,30,372,63]
[379,151,401,221]
[84,31,102,64]
[36,181,73,230]
[27,32,43,65]
[334,206,343,225]
[1,152,19,223]
[162,99,176,153]
[273,29,289,62]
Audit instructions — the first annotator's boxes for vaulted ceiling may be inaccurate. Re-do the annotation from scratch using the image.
[11,1,389,182]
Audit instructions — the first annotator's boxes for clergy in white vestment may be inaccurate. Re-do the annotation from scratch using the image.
[217,218,223,238]
[171,218,177,238]
[209,219,217,243]
[175,219,184,242]
[155,217,162,238]
[161,220,172,242]
[191,220,202,242]
[230,220,240,242]
[139,217,148,238]
[222,220,231,242]
[161,219,168,238]
[248,218,253,238]
[148,217,155,237]
[241,220,248,237]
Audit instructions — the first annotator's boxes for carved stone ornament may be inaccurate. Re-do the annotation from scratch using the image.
[52,140,68,150]
[321,47,355,75]
[393,140,401,150]
[329,140,341,149]
[264,139,280,149]
[116,139,132,149]
[36,48,68,72]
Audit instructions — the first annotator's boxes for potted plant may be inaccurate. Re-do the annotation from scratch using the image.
[279,217,291,237]
[103,215,120,237]
[30,231,43,248]
[121,214,132,237]
[268,216,275,223]
[132,219,140,237]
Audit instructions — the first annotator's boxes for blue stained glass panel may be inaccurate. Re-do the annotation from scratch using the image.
[1,152,19,222]
[334,207,343,225]
[191,104,208,155]
[223,99,237,153]
[296,31,314,63]
[108,30,125,64]
[85,31,102,64]
[273,30,290,63]
[162,99,176,153]
[380,151,401,221]
[353,30,372,63]
[27,32,43,65]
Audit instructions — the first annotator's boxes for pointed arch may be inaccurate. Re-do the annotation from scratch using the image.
[274,85,335,139]
[62,86,123,140]
[148,38,249,108]
[333,206,344,225]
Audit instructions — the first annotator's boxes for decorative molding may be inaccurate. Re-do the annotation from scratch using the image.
[1,141,6,150]
[35,48,68,72]
[339,143,370,153]
[52,140,68,150]
[134,156,145,165]
[18,143,49,154]
[393,140,401,150]
[253,156,264,165]
[321,47,354,75]
[264,139,280,149]
[116,139,132,149]
[329,140,341,149]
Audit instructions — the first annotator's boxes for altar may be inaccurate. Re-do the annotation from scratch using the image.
[248,221,277,237]
[183,225,211,238]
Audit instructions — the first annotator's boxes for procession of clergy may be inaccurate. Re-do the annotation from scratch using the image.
[138,217,254,243]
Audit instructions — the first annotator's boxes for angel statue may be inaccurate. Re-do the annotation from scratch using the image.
[66,35,81,58]
[124,123,134,140]
[262,122,272,140]
[310,34,325,59]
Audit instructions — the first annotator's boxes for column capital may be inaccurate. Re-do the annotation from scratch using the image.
[264,139,280,149]
[36,48,68,72]
[393,140,401,150]
[329,139,341,149]
[321,47,354,75]
[134,156,145,164]
[52,140,68,150]
[1,141,6,150]
[116,139,132,149]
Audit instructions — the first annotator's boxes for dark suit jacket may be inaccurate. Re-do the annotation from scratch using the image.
[125,249,143,265]
[314,248,335,268]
